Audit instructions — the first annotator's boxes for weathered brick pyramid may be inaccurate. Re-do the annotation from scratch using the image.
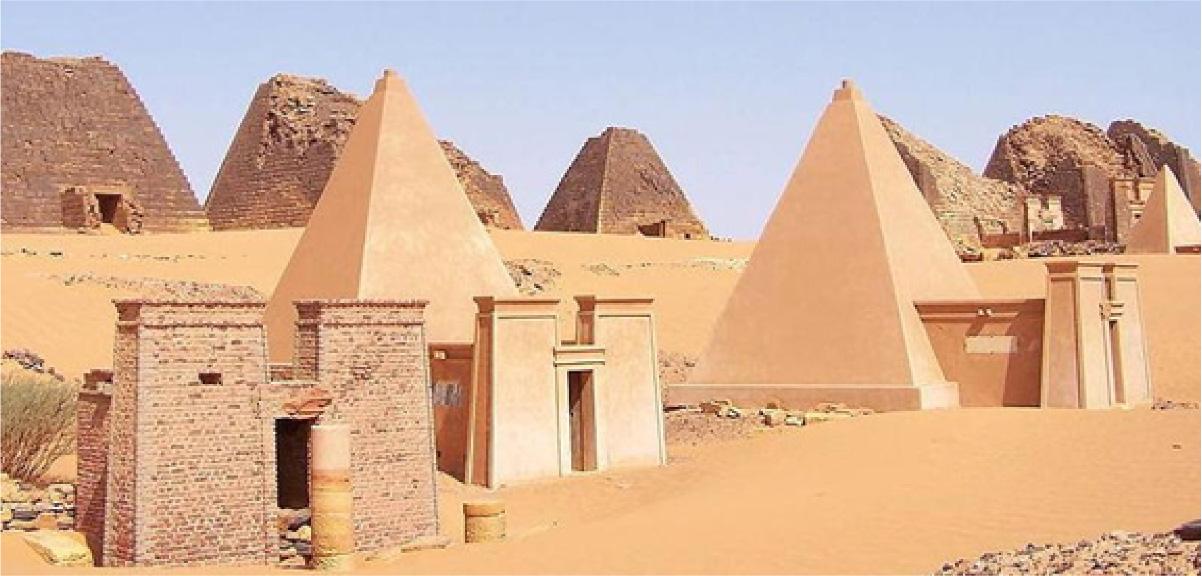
[679,81,978,412]
[984,115,1134,235]
[206,73,522,230]
[265,70,517,360]
[1108,120,1201,216]
[879,116,1024,250]
[535,127,709,239]
[1,51,208,232]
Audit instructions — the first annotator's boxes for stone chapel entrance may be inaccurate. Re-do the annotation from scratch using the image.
[567,371,597,472]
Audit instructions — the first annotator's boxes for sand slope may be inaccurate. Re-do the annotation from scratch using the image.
[4,408,1195,574]
[2,229,1197,401]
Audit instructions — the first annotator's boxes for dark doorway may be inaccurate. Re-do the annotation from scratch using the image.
[275,418,312,509]
[568,371,597,472]
[637,220,668,238]
[95,194,122,224]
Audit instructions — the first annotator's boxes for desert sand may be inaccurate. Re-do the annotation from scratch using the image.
[1,228,1199,574]
[2,408,1197,574]
[1,228,1197,400]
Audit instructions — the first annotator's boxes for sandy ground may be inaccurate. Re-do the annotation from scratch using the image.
[1,229,1197,401]
[1,229,1199,574]
[2,408,1196,574]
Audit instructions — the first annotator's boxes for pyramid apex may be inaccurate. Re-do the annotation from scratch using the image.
[833,79,865,102]
[374,68,404,93]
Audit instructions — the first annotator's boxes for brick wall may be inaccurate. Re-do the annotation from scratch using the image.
[293,300,439,553]
[536,127,710,239]
[0,52,208,232]
[106,300,271,567]
[75,389,111,563]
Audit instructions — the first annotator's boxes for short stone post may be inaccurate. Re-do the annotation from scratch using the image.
[463,501,506,543]
[310,424,354,571]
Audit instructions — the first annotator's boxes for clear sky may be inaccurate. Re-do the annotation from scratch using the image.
[3,1,1199,240]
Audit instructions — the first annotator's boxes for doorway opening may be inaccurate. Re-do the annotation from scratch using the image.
[95,193,122,224]
[637,220,668,238]
[275,418,312,509]
[567,370,597,472]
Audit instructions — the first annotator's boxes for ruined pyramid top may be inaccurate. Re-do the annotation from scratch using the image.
[690,79,976,389]
[535,126,709,239]
[265,69,517,360]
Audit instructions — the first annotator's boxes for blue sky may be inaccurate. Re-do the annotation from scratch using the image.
[3,2,1199,240]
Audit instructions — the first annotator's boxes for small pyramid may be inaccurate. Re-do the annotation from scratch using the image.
[265,70,516,360]
[686,80,977,408]
[535,127,709,239]
[1126,166,1202,254]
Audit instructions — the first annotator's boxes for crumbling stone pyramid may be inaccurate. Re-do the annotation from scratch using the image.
[984,115,1134,234]
[205,73,523,230]
[535,127,709,239]
[205,74,359,229]
[265,70,517,360]
[880,116,1024,251]
[1126,167,1201,254]
[682,81,978,411]
[1108,120,1201,216]
[1,51,208,232]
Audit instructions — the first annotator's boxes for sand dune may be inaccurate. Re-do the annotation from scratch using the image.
[3,408,1195,574]
[1,229,1197,401]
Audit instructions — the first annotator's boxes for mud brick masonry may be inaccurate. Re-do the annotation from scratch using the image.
[75,299,439,567]
[204,73,523,231]
[535,127,710,239]
[0,52,208,232]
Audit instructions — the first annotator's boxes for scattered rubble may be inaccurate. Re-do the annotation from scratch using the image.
[666,400,875,446]
[1,474,75,533]
[1153,399,1201,411]
[48,273,261,301]
[504,259,560,295]
[2,349,63,381]
[934,530,1201,575]
[277,507,312,567]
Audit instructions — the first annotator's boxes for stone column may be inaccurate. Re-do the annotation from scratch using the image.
[310,424,354,571]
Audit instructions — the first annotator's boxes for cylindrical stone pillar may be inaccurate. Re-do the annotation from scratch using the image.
[310,424,354,571]
[463,501,506,543]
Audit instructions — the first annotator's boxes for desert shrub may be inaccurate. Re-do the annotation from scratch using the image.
[1,363,77,481]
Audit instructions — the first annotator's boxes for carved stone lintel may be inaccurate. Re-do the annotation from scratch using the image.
[283,387,334,418]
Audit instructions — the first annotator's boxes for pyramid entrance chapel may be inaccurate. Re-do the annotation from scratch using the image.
[0,52,209,233]
[535,127,710,239]
[672,81,1155,412]
[75,70,667,568]
[1125,167,1202,255]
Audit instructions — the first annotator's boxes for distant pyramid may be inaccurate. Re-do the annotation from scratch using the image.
[1125,167,1202,254]
[680,81,977,411]
[535,127,709,239]
[205,73,524,231]
[265,70,516,360]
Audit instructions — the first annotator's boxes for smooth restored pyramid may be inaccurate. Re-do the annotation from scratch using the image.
[265,70,516,361]
[676,80,978,411]
[1125,167,1201,254]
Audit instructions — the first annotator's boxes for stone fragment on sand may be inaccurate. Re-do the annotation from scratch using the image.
[762,410,787,427]
[33,512,59,530]
[22,531,93,567]
[1176,520,1200,541]
[784,415,804,427]
[295,525,312,541]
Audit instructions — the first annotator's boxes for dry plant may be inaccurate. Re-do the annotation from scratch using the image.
[1,363,77,481]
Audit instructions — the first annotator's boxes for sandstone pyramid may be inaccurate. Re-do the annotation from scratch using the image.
[879,115,1023,250]
[265,70,517,360]
[1,52,208,232]
[681,81,978,411]
[1109,120,1202,216]
[206,73,523,230]
[535,127,708,239]
[1125,167,1201,254]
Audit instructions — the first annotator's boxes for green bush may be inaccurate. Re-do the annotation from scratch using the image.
[1,364,77,481]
